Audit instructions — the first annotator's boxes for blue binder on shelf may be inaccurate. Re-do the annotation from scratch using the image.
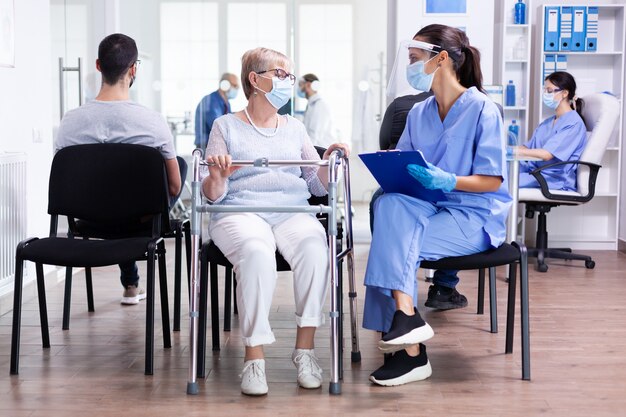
[358,151,447,202]
[571,6,587,51]
[543,54,556,78]
[586,6,599,51]
[559,6,573,51]
[556,55,568,72]
[544,6,560,51]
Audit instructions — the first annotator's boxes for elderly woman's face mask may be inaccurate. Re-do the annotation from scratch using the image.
[255,68,295,109]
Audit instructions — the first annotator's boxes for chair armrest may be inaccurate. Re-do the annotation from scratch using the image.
[530,160,601,203]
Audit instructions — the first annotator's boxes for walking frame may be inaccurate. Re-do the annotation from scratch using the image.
[186,148,360,395]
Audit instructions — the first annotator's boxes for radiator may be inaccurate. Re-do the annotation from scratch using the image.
[0,153,27,283]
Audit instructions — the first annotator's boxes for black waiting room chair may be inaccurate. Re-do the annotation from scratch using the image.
[10,143,173,376]
[66,156,192,333]
[420,242,530,380]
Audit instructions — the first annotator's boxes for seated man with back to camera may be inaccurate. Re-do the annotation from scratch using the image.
[55,33,181,305]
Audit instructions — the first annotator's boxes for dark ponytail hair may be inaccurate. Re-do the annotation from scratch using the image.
[414,24,484,93]
[545,71,585,120]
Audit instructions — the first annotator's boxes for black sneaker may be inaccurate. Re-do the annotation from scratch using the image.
[424,284,468,310]
[370,344,432,386]
[378,308,434,353]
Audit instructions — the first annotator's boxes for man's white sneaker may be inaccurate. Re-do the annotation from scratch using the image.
[240,359,268,396]
[292,349,322,389]
[121,286,147,305]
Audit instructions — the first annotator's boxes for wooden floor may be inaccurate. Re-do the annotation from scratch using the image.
[2,213,626,416]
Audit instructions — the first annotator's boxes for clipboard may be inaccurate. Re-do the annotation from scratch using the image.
[359,151,447,202]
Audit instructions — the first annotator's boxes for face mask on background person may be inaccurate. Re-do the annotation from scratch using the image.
[542,89,564,109]
[256,75,293,109]
[226,87,239,100]
[406,54,439,92]
[296,88,306,99]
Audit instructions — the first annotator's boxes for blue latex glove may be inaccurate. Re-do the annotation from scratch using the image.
[406,162,457,192]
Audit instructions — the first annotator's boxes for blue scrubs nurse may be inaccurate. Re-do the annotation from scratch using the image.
[365,24,512,387]
[514,71,587,191]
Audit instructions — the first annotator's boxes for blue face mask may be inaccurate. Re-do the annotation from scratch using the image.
[226,88,238,100]
[542,91,563,109]
[256,75,293,109]
[406,54,439,92]
[296,88,306,99]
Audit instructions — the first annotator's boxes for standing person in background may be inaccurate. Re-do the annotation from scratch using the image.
[194,73,240,151]
[298,73,336,147]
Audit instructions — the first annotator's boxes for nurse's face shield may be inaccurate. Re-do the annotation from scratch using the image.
[387,40,443,99]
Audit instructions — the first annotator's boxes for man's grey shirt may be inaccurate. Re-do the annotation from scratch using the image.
[55,100,176,159]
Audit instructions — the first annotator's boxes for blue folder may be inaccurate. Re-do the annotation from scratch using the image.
[559,6,573,51]
[586,6,599,51]
[571,6,587,51]
[359,151,447,202]
[544,6,560,51]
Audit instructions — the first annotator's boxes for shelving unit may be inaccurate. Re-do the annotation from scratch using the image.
[495,0,532,144]
[533,4,625,250]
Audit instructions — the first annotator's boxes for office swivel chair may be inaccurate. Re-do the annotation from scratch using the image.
[519,92,620,272]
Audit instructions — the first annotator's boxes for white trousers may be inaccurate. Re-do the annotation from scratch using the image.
[209,213,329,347]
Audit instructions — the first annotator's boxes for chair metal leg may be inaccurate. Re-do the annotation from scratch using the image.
[62,267,73,330]
[477,268,485,315]
[210,262,220,352]
[197,245,209,379]
[346,249,361,363]
[518,243,531,381]
[10,254,26,375]
[174,227,183,332]
[231,270,237,315]
[488,266,497,334]
[85,267,95,312]
[224,265,232,332]
[145,244,156,375]
[35,263,50,349]
[184,222,192,297]
[505,261,518,354]
[158,244,172,349]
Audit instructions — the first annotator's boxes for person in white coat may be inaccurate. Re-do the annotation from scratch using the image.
[298,73,336,147]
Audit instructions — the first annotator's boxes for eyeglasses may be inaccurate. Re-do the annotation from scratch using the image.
[257,68,296,85]
[130,59,141,69]
[543,87,561,94]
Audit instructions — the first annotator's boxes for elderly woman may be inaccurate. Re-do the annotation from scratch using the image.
[202,47,348,396]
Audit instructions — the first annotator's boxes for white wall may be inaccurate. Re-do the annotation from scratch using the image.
[0,0,52,239]
[0,0,52,313]
[392,0,495,85]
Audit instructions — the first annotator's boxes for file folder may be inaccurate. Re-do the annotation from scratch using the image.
[544,6,560,51]
[559,6,573,51]
[543,54,556,78]
[586,6,599,51]
[556,55,568,72]
[571,6,586,51]
[359,151,447,202]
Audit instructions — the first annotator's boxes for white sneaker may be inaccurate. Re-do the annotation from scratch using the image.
[121,286,147,305]
[292,349,322,389]
[240,359,268,396]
